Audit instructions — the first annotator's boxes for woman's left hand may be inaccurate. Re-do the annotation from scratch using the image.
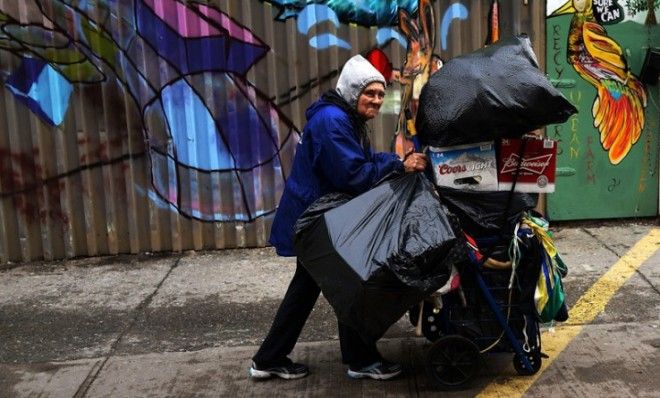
[402,148,428,173]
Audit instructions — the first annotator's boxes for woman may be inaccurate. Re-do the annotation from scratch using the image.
[249,55,427,381]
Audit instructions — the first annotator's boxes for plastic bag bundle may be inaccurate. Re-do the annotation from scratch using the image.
[436,186,538,237]
[416,35,577,147]
[522,215,569,323]
[294,173,465,342]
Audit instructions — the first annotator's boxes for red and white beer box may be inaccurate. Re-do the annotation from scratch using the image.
[497,137,557,193]
[428,141,498,191]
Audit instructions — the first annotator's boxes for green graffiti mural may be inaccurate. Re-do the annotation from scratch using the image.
[549,0,647,165]
[546,0,659,220]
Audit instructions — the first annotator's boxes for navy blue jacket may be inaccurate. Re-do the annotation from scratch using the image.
[269,97,403,256]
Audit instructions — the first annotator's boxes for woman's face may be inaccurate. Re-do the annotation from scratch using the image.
[356,82,386,119]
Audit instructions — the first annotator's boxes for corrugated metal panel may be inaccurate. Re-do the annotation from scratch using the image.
[0,0,545,263]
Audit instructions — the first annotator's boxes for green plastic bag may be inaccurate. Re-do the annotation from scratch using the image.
[535,253,566,322]
[523,214,568,322]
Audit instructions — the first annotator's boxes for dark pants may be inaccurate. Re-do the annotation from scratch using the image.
[252,261,382,369]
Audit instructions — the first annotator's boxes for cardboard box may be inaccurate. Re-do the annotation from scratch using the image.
[428,141,498,191]
[497,137,557,193]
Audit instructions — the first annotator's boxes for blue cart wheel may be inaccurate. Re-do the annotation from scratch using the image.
[425,335,481,390]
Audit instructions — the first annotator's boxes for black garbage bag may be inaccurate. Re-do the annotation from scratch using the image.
[293,192,352,234]
[436,186,538,237]
[294,173,465,342]
[416,35,577,147]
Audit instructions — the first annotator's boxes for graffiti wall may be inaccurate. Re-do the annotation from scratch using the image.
[0,0,546,263]
[546,0,659,220]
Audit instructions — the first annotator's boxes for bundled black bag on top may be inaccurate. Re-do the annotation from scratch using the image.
[294,173,465,342]
[416,35,577,147]
[436,187,538,237]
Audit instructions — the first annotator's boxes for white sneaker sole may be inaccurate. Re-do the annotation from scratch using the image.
[249,367,308,380]
[347,369,402,380]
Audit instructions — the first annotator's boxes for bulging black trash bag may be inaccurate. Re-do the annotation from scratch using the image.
[294,173,465,342]
[293,192,352,235]
[416,35,577,147]
[436,186,538,237]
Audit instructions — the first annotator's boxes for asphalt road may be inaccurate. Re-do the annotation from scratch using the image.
[0,220,658,397]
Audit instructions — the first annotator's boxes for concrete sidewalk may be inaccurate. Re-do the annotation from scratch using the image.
[1,221,658,397]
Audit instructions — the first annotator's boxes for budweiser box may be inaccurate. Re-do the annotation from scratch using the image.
[497,137,557,193]
[428,141,498,191]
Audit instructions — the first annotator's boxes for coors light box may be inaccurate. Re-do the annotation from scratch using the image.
[428,141,498,191]
[497,137,557,193]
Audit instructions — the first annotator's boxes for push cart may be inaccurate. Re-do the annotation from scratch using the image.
[410,224,546,389]
[409,141,559,389]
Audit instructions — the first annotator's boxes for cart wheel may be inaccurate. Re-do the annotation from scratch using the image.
[513,349,542,375]
[425,335,481,389]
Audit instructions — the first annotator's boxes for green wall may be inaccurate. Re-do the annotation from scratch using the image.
[546,14,659,220]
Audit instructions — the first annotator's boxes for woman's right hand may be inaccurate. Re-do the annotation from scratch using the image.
[402,147,428,173]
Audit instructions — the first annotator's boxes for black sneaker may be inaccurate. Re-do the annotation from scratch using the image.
[347,361,402,380]
[248,361,309,380]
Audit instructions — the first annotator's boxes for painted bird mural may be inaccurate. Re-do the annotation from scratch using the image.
[551,0,647,165]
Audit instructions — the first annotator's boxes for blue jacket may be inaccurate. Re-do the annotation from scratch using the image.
[269,97,403,256]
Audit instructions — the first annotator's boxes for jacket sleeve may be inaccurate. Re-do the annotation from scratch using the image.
[313,110,403,195]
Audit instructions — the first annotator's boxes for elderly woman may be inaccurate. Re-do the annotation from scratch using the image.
[249,55,427,381]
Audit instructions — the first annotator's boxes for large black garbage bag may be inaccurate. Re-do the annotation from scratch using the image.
[437,186,538,237]
[293,192,352,234]
[294,173,465,342]
[416,35,577,147]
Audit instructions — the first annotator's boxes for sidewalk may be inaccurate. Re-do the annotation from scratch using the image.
[1,221,658,397]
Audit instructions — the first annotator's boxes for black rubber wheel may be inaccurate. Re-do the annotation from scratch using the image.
[425,335,481,390]
[513,349,542,375]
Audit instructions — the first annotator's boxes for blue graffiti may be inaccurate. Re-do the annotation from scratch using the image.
[0,0,297,223]
[161,79,234,171]
[376,27,407,48]
[262,0,417,26]
[309,33,351,49]
[6,58,73,126]
[297,4,340,34]
[298,4,350,50]
[440,3,469,50]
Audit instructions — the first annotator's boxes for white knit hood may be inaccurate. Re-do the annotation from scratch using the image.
[336,54,386,109]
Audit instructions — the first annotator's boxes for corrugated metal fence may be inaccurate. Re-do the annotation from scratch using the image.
[0,0,544,263]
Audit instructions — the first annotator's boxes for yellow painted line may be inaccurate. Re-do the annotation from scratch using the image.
[477,228,660,398]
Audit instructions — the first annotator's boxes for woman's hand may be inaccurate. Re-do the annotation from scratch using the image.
[402,147,428,173]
